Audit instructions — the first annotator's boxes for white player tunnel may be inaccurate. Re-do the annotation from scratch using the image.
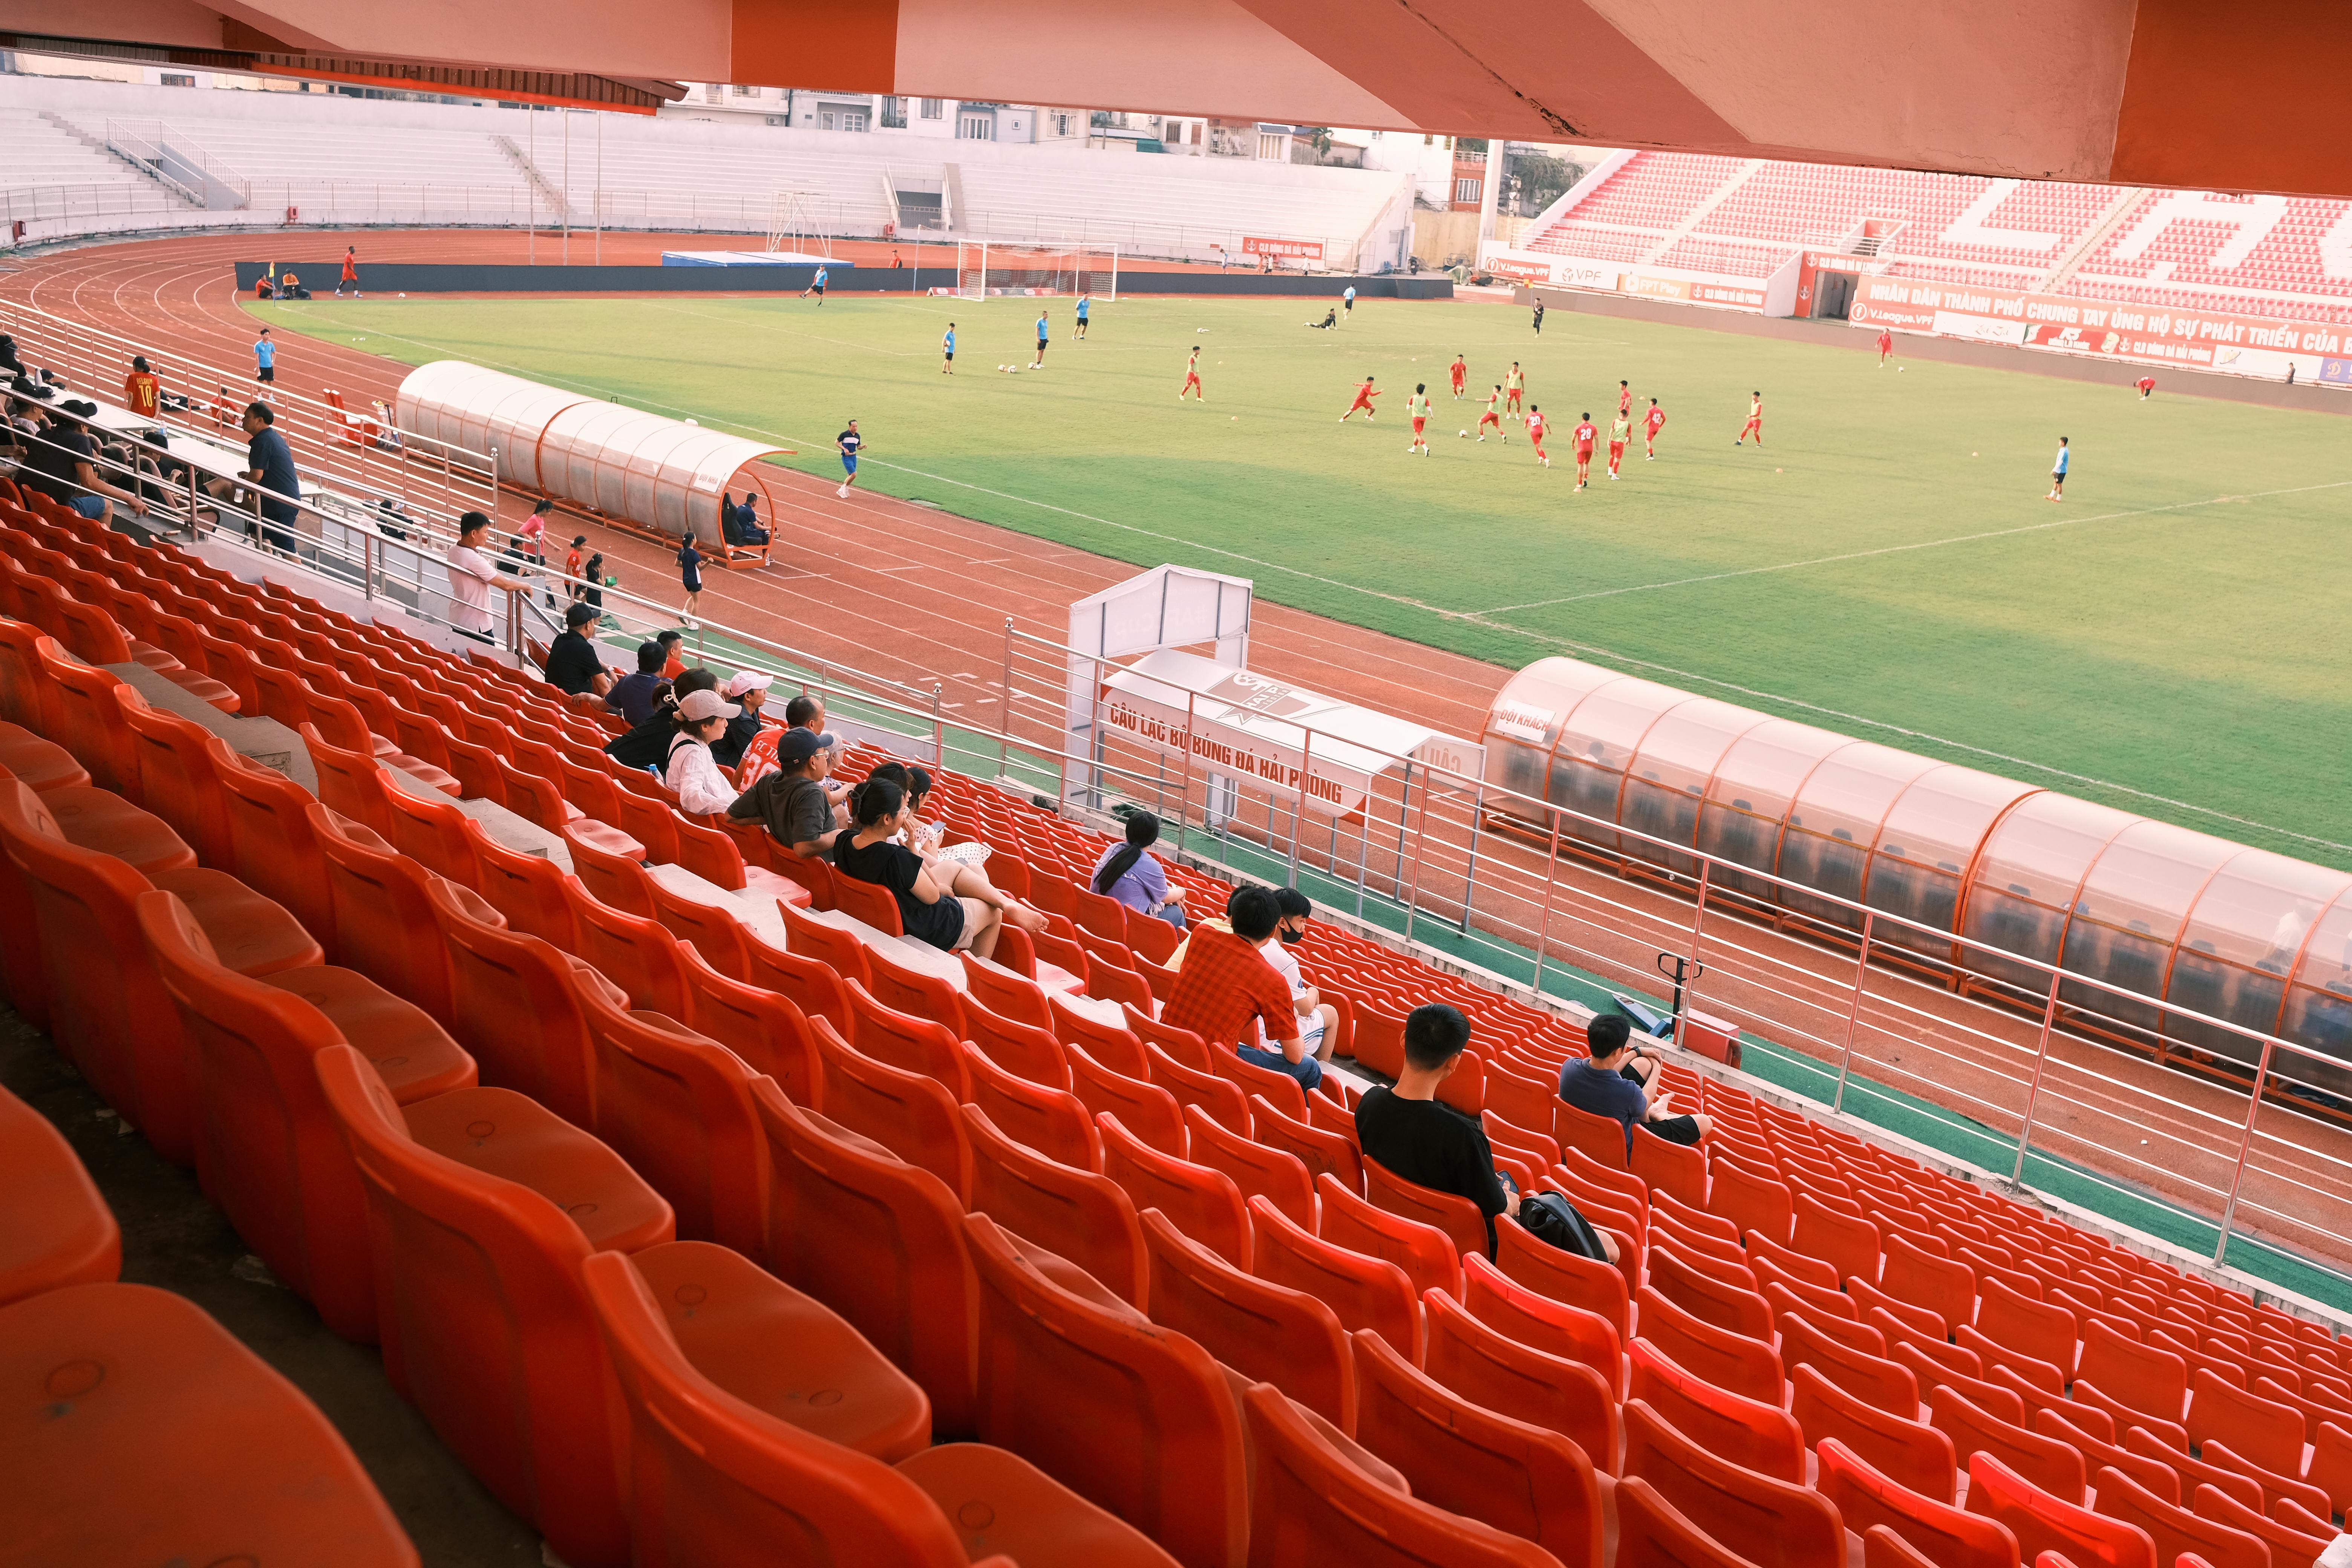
[395,360,791,542]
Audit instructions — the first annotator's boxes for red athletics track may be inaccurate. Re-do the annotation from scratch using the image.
[11,229,2352,1285]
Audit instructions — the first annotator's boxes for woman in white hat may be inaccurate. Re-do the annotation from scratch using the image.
[665,688,741,816]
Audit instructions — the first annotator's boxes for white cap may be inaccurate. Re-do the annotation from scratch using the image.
[2318,1537,2352,1568]
[678,690,740,722]
[723,671,773,698]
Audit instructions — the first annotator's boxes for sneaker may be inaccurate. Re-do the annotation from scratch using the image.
[836,485,849,498]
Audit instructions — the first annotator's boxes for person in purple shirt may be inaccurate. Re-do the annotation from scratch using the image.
[1088,811,1188,927]
[1557,1013,1712,1155]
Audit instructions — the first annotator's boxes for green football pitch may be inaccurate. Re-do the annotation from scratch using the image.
[256,292,2352,870]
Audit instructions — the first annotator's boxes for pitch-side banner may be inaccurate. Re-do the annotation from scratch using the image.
[1243,236,1324,260]
[1850,278,2352,375]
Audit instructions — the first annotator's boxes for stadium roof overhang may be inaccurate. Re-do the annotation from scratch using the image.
[13,0,2350,196]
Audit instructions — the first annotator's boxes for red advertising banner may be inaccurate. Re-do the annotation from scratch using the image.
[1242,236,1325,260]
[1625,273,1767,310]
[1849,277,2352,375]
[1483,253,1554,282]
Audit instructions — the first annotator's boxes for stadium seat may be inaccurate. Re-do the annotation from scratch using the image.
[1819,1438,2023,1568]
[868,941,966,1036]
[1929,1384,2089,1504]
[1319,1170,1462,1301]
[2190,1482,2333,1568]
[0,1080,119,1306]
[963,1103,1148,1307]
[1054,993,1153,1079]
[1462,1251,1623,1394]
[563,817,657,914]
[564,875,696,1017]
[960,951,1058,1031]
[1351,1328,1604,1564]
[1627,1335,1806,1482]
[1555,1098,1632,1171]
[1882,1233,1975,1335]
[1784,1310,1921,1416]
[2185,1367,2305,1477]
[1632,1122,1708,1208]
[777,899,874,989]
[830,869,906,936]
[315,1043,673,1568]
[1423,1283,1619,1472]
[807,1014,971,1200]
[747,936,854,1036]
[1250,1089,1365,1193]
[1616,1474,1756,1568]
[1622,1398,1848,1568]
[962,989,1073,1085]
[115,698,239,867]
[1635,1285,1785,1407]
[426,875,602,1127]
[1100,1112,1249,1268]
[1251,1193,1425,1366]
[1,1281,418,1566]
[1142,1207,1355,1433]
[2119,1426,2260,1509]
[753,1080,979,1438]
[846,980,973,1101]
[962,1210,1247,1568]
[2076,1321,2188,1426]
[1183,1101,1317,1228]
[379,782,483,889]
[2196,1436,2333,1519]
[1975,1275,2079,1376]
[1491,1208,1629,1340]
[896,1437,1184,1568]
[1126,1003,1215,1072]
[309,800,485,1025]
[1793,1191,1881,1288]
[459,816,576,946]
[963,1034,1100,1171]
[1064,1042,1190,1156]
[1649,1243,1775,1341]
[1238,1380,1563,1568]
[1792,1363,1958,1502]
[1964,1453,2154,1568]
[1708,1159,1794,1245]
[2079,1381,2190,1452]
[1146,1040,1253,1135]
[2089,1466,2268,1568]
[678,944,821,1104]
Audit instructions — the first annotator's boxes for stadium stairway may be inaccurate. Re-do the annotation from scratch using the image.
[4,479,2352,1565]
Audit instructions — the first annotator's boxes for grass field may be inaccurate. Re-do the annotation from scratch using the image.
[255,291,2352,870]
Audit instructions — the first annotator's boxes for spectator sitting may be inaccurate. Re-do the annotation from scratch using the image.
[733,493,769,545]
[25,402,147,522]
[1354,1004,1536,1260]
[655,628,687,681]
[1089,811,1188,929]
[664,688,741,817]
[1162,885,1315,1089]
[1558,1013,1711,1154]
[834,776,1010,959]
[606,667,717,770]
[711,670,773,770]
[605,641,668,727]
[1265,887,1338,1064]
[541,601,611,697]
[782,694,847,809]
[727,727,845,858]
[870,762,1045,931]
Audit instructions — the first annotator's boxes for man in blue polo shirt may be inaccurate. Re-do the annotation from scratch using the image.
[1342,283,1357,325]
[1075,293,1090,338]
[1031,310,1049,369]
[804,263,828,305]
[1558,1013,1711,1156]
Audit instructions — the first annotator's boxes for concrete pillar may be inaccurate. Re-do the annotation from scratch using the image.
[1478,139,1505,261]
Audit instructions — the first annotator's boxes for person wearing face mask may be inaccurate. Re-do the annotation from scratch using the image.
[1263,886,1338,1065]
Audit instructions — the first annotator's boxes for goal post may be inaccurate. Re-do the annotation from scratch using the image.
[766,190,832,257]
[951,240,1118,300]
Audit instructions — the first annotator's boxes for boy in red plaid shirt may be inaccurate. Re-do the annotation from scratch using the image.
[1162,886,1317,1089]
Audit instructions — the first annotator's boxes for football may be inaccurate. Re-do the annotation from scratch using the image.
[1458,429,1469,438]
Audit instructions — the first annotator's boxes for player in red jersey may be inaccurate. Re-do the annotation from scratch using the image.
[2136,375,2156,399]
[1571,412,1599,488]
[1179,346,1204,401]
[1735,391,1763,447]
[1877,329,1894,364]
[1449,354,1468,399]
[1643,397,1666,459]
[1525,405,1550,467]
[1340,377,1380,421]
[1476,385,1505,441]
[122,355,161,420]
[1617,380,1633,418]
[1606,411,1630,478]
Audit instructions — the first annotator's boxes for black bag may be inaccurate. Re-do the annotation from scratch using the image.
[1515,1190,1609,1262]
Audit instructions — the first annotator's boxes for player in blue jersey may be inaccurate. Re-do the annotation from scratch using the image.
[1031,311,1049,369]
[2047,437,2069,502]
[836,420,862,499]
[942,323,956,375]
[1075,294,1091,338]
[803,263,828,303]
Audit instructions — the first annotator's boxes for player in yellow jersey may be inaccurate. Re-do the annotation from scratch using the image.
[1476,385,1505,441]
[1179,346,1204,401]
[1407,383,1433,455]
[1607,411,1631,478]
[1736,391,1763,446]
[1504,362,1525,420]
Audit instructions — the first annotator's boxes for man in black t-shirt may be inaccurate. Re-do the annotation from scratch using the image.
[542,602,611,697]
[1354,1003,1513,1256]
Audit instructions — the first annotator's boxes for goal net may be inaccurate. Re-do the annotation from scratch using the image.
[952,242,1118,300]
[766,190,832,257]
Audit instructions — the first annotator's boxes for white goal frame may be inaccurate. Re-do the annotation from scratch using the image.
[766,190,832,257]
[953,241,1119,301]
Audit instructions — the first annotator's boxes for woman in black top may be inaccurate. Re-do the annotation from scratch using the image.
[833,777,1006,958]
[677,533,703,628]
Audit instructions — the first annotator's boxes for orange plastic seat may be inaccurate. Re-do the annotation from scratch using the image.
[1964,1453,2154,1568]
[1793,1191,1881,1287]
[2089,1466,2268,1568]
[2188,1481,2331,1568]
[426,876,601,1127]
[1422,1280,1620,1470]
[564,875,695,1017]
[1142,1208,1354,1432]
[1364,1154,1492,1263]
[1651,1242,1775,1341]
[1320,1170,1462,1301]
[1351,1328,1604,1564]
[807,1012,971,1199]
[2185,1366,2304,1477]
[1555,1096,1632,1171]
[1251,1193,1425,1366]
[379,781,482,889]
[1818,1438,2023,1568]
[577,978,771,1256]
[1185,1101,1317,1228]
[961,950,1057,1031]
[1051,994,1153,1080]
[2030,1406,2178,1502]
[962,989,1073,1086]
[1462,1250,1623,1393]
[2120,1426,2259,1509]
[1065,1042,1190,1156]
[1930,1384,2088,1504]
[1746,1230,1841,1291]
[1616,1475,1758,1568]
[316,1043,674,1568]
[867,940,966,1036]
[777,899,874,990]
[1709,1159,1794,1246]
[1629,1333,1804,1480]
[2197,1436,2334,1520]
[0,1080,119,1306]
[1793,1362,1957,1502]
[965,1036,1101,1170]
[1635,1284,1785,1407]
[963,1210,1247,1568]
[747,934,853,1035]
[563,817,658,914]
[40,646,142,794]
[1494,1207,1630,1341]
[846,979,973,1100]
[1882,1233,1975,1337]
[1100,1112,1250,1268]
[2076,1321,2188,1427]
[308,801,480,1026]
[1252,1089,1366,1194]
[1239,1380,1563,1568]
[1784,1309,1921,1416]
[754,1082,979,1437]
[302,720,398,835]
[0,718,84,791]
[115,698,240,868]
[677,947,819,1101]
[454,816,573,946]
[1633,1122,1709,1208]
[1622,1398,1847,1568]
[0,1282,418,1566]
[830,867,906,935]
[964,1103,1148,1307]
[1977,1275,2079,1377]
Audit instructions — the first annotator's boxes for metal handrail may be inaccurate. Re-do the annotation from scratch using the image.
[103,119,254,207]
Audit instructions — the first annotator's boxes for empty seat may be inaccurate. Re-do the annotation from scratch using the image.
[1066,1043,1191,1156]
[1818,1438,2023,1568]
[896,1441,1186,1568]
[1100,1112,1250,1269]
[1251,1089,1366,1193]
[2089,1466,2268,1568]
[1622,1398,1847,1568]
[963,1210,1247,1568]
[1634,1285,1785,1407]
[963,1103,1148,1307]
[1708,1160,1793,1246]
[1784,1311,1920,1416]
[316,1043,674,1568]
[962,988,1073,1084]
[426,875,602,1128]
[2185,1367,2304,1477]
[1555,1098,1632,1171]
[1321,1170,1462,1302]
[2075,1321,2188,1427]
[807,1014,971,1200]
[1425,1284,1619,1472]
[963,1032,1101,1171]
[2188,1481,2331,1568]
[1238,1379,1563,1568]
[0,1282,418,1565]
[1966,1453,2155,1568]
[462,815,577,947]
[1617,1473,1759,1568]
[1650,1243,1774,1341]
[308,801,480,1027]
[1793,1192,1880,1288]
[1929,1385,2088,1504]
[680,947,821,1104]
[1632,1123,1708,1208]
[1251,1193,1425,1366]
[0,1080,119,1306]
[563,874,696,1017]
[1628,1335,1805,1482]
[1792,1363,1957,1502]
[1142,1208,1354,1433]
[1975,1275,2078,1377]
[847,979,972,1099]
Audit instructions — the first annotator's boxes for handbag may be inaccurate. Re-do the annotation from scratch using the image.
[1515,1190,1609,1262]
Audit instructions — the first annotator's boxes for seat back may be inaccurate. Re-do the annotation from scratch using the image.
[1098,1112,1250,1270]
[1822,1441,2024,1568]
[752,1080,978,1438]
[1250,1194,1424,1365]
[1929,1385,2088,1505]
[865,942,963,1035]
[2076,1320,2188,1428]
[1183,1103,1316,1230]
[116,699,233,868]
[1963,1453,2153,1568]
[459,817,576,948]
[1792,1191,1882,1288]
[424,877,600,1128]
[962,1038,1100,1172]
[2088,1466,2269,1568]
[1251,1091,1366,1194]
[1882,1232,1976,1335]
[1647,1242,1775,1342]
[1238,1381,1565,1568]
[1063,1044,1190,1158]
[645,877,756,981]
[1707,1159,1794,1246]
[1351,1329,1603,1565]
[307,800,466,1023]
[1424,1286,1620,1474]
[962,1210,1246,1568]
[1049,992,1152,1079]
[1124,1003,1213,1072]
[1142,1208,1354,1433]
[1634,1285,1784,1407]
[562,876,694,1017]
[1143,1039,1252,1135]
[300,721,394,838]
[1460,1250,1623,1394]
[669,812,747,891]
[206,737,335,942]
[845,980,971,1100]
[563,818,657,915]
[1624,1399,1847,1568]
[1554,1097,1631,1172]
[960,990,1072,1088]
[805,1015,970,1202]
[1616,1474,1758,1568]
[1319,1171,1462,1302]
[1491,1208,1631,1342]
[679,946,820,1106]
[313,1045,645,1568]
[958,952,1055,1032]
[962,1103,1147,1307]
[1783,1309,1920,1416]
[776,900,873,988]
[1792,1362,1958,1503]
[576,978,770,1256]
[1627,1335,1806,1483]
[1361,1155,1491,1264]
[830,870,905,937]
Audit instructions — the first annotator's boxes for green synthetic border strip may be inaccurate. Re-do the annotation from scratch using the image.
[653,634,2352,1312]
